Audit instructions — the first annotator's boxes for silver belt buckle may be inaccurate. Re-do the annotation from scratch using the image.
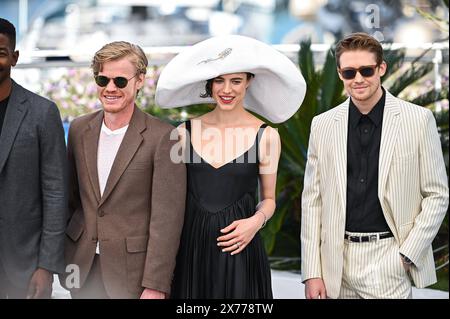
[369,234,378,242]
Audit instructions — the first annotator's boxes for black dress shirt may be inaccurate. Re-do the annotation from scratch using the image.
[346,88,390,232]
[0,96,9,136]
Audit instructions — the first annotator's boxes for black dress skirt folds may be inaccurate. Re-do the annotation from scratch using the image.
[171,120,273,299]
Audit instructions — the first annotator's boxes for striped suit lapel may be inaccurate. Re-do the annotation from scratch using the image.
[333,101,349,215]
[378,91,401,236]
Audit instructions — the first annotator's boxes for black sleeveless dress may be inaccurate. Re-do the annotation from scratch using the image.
[171,120,273,299]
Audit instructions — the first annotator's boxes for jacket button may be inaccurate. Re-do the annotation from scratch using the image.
[98,210,105,217]
[91,237,97,242]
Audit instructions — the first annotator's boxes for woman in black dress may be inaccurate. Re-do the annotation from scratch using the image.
[155,35,306,299]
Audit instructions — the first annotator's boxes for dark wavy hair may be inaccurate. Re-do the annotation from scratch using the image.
[200,73,255,98]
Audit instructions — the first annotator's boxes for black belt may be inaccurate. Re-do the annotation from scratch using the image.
[345,232,393,242]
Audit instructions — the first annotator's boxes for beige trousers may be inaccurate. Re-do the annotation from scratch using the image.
[338,231,412,299]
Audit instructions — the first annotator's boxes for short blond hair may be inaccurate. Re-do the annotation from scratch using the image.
[91,41,148,75]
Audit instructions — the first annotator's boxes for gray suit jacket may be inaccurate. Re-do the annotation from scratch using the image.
[0,80,67,288]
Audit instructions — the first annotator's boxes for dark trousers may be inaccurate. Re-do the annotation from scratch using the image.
[71,255,109,299]
[0,261,28,299]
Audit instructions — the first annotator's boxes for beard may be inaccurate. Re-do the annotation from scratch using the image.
[0,68,11,86]
[351,83,381,102]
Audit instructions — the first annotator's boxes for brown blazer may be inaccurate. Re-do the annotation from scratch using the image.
[61,107,186,298]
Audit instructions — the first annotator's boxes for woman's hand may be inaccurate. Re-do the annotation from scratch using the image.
[216,213,265,255]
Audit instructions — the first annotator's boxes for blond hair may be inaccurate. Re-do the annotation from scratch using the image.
[91,41,148,75]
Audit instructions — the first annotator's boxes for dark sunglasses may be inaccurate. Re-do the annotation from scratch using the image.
[94,74,138,88]
[339,65,379,80]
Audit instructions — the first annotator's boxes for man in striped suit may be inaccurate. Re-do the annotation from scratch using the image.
[301,32,448,299]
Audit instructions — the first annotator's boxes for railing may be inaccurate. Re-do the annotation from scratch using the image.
[15,42,450,68]
[12,42,450,108]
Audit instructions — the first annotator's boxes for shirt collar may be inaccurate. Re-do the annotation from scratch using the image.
[101,120,129,136]
[349,87,385,128]
[0,95,10,105]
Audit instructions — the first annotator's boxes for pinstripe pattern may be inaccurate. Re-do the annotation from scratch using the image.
[301,90,449,299]
[339,232,412,299]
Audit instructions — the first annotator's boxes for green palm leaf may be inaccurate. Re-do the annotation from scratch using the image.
[387,62,434,96]
[410,88,449,107]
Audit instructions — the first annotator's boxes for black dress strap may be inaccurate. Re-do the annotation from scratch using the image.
[185,120,192,133]
[256,123,268,164]
[184,120,193,163]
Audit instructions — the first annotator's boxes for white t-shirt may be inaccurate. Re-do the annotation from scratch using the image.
[96,121,129,254]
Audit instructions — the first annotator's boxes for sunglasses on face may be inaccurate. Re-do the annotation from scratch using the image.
[339,65,379,80]
[94,74,138,88]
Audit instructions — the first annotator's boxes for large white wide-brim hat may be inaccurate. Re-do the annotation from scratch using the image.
[155,35,306,123]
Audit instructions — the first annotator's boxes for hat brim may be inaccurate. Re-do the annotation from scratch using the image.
[155,35,306,123]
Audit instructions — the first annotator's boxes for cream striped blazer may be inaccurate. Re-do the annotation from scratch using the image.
[301,90,449,298]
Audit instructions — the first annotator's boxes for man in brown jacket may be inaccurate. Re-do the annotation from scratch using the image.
[61,41,186,299]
